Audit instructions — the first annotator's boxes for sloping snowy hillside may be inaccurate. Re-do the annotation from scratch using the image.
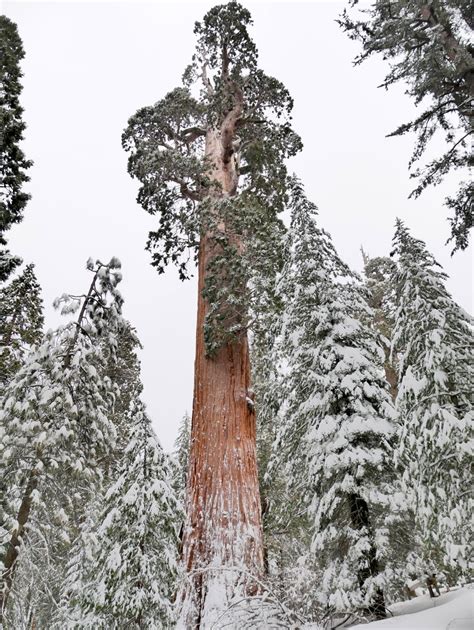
[350,587,473,630]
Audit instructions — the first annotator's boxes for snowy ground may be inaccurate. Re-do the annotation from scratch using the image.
[349,587,473,630]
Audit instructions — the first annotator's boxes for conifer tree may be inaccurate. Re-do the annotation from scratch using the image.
[0,16,33,280]
[59,401,181,629]
[391,220,473,580]
[249,265,319,624]
[340,1,474,250]
[0,263,44,385]
[172,412,191,507]
[122,3,301,623]
[271,182,404,622]
[0,258,124,623]
[3,318,146,629]
[102,321,143,461]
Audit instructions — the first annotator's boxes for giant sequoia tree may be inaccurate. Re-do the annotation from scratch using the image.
[340,1,474,251]
[122,3,301,625]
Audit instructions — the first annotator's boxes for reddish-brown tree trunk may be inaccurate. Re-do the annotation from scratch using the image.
[179,127,264,627]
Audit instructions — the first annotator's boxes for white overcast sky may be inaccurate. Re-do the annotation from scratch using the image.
[3,0,473,451]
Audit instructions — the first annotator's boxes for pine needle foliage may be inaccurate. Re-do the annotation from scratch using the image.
[391,219,473,580]
[339,1,474,250]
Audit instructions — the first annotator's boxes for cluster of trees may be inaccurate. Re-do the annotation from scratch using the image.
[253,185,472,626]
[1,1,472,629]
[0,16,181,630]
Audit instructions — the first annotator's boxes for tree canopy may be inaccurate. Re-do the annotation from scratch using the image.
[0,16,32,280]
[340,0,474,251]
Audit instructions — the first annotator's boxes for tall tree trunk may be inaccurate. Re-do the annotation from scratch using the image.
[179,126,264,628]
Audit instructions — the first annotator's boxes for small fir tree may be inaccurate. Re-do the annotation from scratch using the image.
[249,261,320,625]
[0,263,44,385]
[391,220,473,580]
[172,412,191,507]
[102,321,143,463]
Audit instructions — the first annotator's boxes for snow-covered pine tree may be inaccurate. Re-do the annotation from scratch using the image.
[248,253,320,625]
[172,412,191,507]
[122,2,301,623]
[0,258,123,625]
[271,181,404,622]
[59,400,181,629]
[0,17,33,280]
[0,263,44,385]
[391,220,473,581]
[3,321,146,629]
[339,1,473,250]
[101,320,143,464]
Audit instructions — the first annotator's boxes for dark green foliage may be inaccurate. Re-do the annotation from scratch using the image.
[0,17,33,279]
[123,2,301,353]
[446,180,473,252]
[122,88,206,280]
[192,2,257,83]
[340,1,474,251]
[201,194,286,355]
[0,263,43,383]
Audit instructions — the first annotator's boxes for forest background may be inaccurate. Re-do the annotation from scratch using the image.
[4,0,472,452]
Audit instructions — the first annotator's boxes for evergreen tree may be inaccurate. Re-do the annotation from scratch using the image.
[249,263,320,625]
[0,263,44,385]
[172,412,190,507]
[59,401,181,629]
[122,2,301,623]
[3,319,147,629]
[0,16,33,280]
[339,1,474,250]
[0,257,124,624]
[102,321,143,462]
[391,220,473,580]
[270,182,404,622]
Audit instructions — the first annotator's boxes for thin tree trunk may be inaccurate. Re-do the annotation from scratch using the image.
[0,469,38,622]
[348,493,386,620]
[179,125,264,627]
[384,361,398,402]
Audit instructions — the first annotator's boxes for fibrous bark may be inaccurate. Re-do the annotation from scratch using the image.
[179,119,264,629]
